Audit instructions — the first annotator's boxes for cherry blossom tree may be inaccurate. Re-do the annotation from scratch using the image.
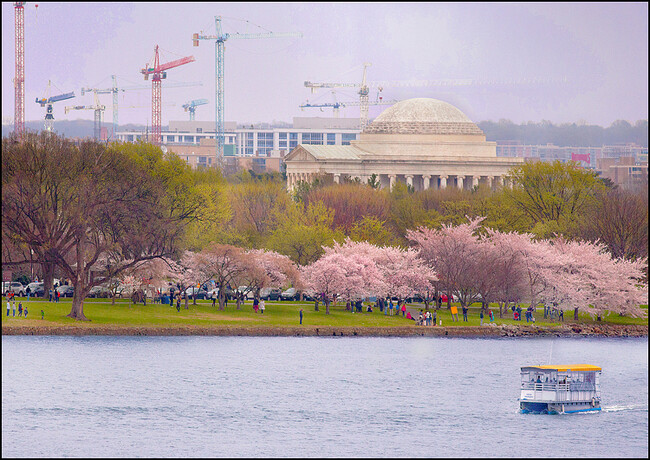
[407,217,484,309]
[193,244,252,310]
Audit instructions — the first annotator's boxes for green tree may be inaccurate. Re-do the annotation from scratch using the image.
[266,201,344,265]
[501,160,606,238]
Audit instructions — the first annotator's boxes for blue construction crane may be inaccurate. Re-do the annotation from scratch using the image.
[35,80,75,132]
[193,16,302,168]
[182,98,209,121]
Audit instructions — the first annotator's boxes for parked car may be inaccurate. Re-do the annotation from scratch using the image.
[87,285,112,298]
[26,282,44,297]
[206,288,219,299]
[56,285,75,298]
[260,288,282,300]
[5,282,25,297]
[183,287,209,300]
[302,290,317,302]
[237,286,255,300]
[281,287,300,301]
[27,283,46,298]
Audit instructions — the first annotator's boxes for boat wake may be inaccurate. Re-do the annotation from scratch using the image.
[602,404,648,413]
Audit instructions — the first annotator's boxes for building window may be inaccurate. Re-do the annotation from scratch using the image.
[290,132,298,140]
[327,133,336,145]
[302,133,323,145]
[279,140,287,148]
[342,133,356,145]
[279,132,287,139]
[184,135,195,143]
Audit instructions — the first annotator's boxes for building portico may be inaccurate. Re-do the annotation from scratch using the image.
[284,98,523,191]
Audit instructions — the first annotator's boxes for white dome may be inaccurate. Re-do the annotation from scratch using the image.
[365,98,483,135]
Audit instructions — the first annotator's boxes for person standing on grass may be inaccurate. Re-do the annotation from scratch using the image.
[24,305,28,318]
[433,309,437,327]
[299,308,303,325]
[260,299,265,314]
[462,305,468,322]
[389,299,393,316]
[7,298,10,317]
[26,286,31,301]
[480,309,484,325]
[253,297,259,313]
[401,302,406,317]
[12,299,16,317]
[18,302,23,317]
[49,288,53,302]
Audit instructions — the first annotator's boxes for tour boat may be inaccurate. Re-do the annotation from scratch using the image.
[519,364,602,414]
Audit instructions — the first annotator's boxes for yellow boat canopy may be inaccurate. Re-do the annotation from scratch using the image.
[522,365,602,372]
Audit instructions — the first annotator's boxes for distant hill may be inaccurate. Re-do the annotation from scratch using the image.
[478,119,648,148]
[3,119,648,148]
[1,120,154,139]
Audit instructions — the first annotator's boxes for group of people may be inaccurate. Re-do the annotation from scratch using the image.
[48,288,61,302]
[252,298,266,314]
[6,298,28,318]
[415,309,438,326]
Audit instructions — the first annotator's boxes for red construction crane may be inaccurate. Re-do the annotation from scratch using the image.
[140,45,195,145]
[14,2,26,137]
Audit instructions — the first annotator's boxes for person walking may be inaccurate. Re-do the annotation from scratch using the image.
[260,299,265,314]
[389,299,393,316]
[23,305,28,318]
[12,299,16,317]
[462,305,468,322]
[7,298,11,317]
[18,302,23,317]
[433,310,437,327]
[401,302,406,317]
[26,286,31,301]
[299,308,303,325]
[49,288,53,302]
[253,297,259,313]
[480,309,484,325]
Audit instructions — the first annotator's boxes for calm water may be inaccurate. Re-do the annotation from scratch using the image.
[2,336,647,458]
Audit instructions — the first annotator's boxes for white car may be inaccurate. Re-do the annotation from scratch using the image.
[237,286,255,300]
[5,282,25,296]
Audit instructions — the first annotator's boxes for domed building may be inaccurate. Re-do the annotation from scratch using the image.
[284,98,523,190]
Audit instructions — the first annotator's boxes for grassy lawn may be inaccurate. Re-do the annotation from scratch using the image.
[1,296,647,329]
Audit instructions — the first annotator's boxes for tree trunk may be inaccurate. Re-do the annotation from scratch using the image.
[314,299,319,311]
[325,299,330,315]
[67,291,90,321]
[219,291,225,310]
[574,307,579,321]
[184,295,189,309]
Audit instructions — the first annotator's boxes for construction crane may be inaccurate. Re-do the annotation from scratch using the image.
[141,45,196,146]
[193,16,302,168]
[64,91,106,140]
[35,80,75,132]
[182,98,209,121]
[14,2,26,137]
[300,90,398,118]
[81,76,199,141]
[305,63,567,130]
[81,76,148,141]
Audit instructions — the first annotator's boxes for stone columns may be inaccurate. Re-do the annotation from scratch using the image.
[423,175,431,190]
[389,175,396,189]
[493,176,502,188]
[472,176,479,188]
[439,175,447,189]
[333,173,340,184]
[486,176,494,190]
[405,174,413,188]
[457,175,465,190]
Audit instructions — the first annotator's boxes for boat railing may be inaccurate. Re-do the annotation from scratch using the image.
[521,382,596,392]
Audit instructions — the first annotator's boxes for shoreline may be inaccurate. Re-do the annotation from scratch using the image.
[2,323,647,337]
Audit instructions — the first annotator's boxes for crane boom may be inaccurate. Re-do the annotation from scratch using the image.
[193,16,302,168]
[141,46,196,145]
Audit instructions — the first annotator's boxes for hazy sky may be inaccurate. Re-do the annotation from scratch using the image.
[2,2,647,127]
